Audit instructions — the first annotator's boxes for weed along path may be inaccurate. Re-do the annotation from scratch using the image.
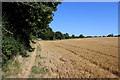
[35,37,118,78]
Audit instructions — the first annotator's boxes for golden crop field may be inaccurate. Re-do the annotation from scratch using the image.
[38,37,118,78]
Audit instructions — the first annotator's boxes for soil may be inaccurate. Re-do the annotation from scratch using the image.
[37,37,118,78]
[8,37,118,78]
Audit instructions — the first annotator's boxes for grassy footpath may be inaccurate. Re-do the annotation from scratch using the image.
[30,41,47,78]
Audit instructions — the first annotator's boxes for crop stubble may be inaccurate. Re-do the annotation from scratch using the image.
[38,37,118,78]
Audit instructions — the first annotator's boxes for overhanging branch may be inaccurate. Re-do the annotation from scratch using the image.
[2,27,13,35]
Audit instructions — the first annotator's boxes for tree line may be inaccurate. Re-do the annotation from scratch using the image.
[37,28,119,40]
[2,2,61,71]
[36,26,85,40]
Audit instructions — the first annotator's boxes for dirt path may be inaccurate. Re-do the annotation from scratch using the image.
[38,37,118,78]
[17,42,37,78]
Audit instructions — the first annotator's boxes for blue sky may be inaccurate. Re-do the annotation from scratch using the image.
[49,2,118,36]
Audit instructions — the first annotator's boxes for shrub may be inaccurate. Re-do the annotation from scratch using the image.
[2,36,23,71]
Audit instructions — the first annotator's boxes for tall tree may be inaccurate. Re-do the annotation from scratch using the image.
[38,26,54,40]
[54,31,64,40]
[107,34,113,37]
[71,34,75,38]
[63,33,69,39]
[79,34,85,38]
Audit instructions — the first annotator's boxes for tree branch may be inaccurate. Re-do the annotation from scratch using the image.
[2,27,13,35]
[20,2,35,8]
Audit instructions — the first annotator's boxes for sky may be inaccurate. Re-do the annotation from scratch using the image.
[49,2,118,36]
[61,0,120,2]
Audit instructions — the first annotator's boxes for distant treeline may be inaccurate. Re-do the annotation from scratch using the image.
[85,34,120,38]
[37,27,85,40]
[37,28,120,40]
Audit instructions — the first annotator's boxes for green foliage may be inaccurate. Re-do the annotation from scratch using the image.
[13,60,20,68]
[2,36,22,56]
[32,66,45,74]
[2,63,8,72]
[86,36,93,38]
[79,34,85,38]
[38,27,54,40]
[102,35,106,37]
[71,35,75,39]
[2,2,61,71]
[2,35,23,71]
[63,33,69,39]
[94,36,98,37]
[2,2,61,48]
[54,31,64,40]
[38,29,70,40]
[107,34,113,37]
